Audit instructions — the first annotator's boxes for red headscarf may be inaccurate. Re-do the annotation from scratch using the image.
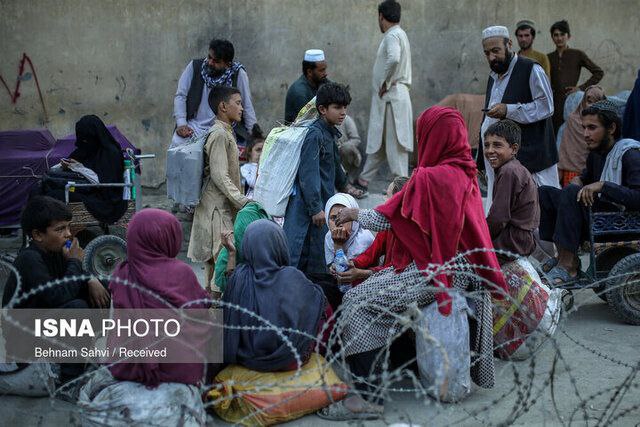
[376,107,507,315]
[109,208,210,387]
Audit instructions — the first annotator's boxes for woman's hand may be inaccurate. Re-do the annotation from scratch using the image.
[335,207,359,226]
[221,231,236,253]
[60,158,80,170]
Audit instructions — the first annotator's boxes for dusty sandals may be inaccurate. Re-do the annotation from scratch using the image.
[317,400,382,421]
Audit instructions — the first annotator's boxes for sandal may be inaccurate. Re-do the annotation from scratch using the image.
[545,266,578,285]
[317,400,382,421]
[345,184,368,199]
[541,257,558,273]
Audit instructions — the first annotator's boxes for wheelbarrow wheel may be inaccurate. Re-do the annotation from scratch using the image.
[83,235,127,280]
[606,253,640,325]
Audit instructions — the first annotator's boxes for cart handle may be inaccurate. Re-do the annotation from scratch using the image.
[64,181,133,204]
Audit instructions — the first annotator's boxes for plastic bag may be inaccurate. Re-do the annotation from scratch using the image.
[494,257,561,360]
[206,353,347,426]
[416,293,471,403]
[166,132,207,207]
[0,363,58,397]
[78,368,206,426]
[253,124,311,217]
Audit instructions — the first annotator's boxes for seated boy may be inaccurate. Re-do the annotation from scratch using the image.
[187,86,249,296]
[539,100,640,283]
[2,196,110,309]
[284,82,361,276]
[483,119,539,264]
[2,196,110,388]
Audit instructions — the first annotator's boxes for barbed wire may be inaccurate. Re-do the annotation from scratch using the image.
[0,253,638,426]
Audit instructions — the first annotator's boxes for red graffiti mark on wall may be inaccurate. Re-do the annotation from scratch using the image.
[0,53,48,121]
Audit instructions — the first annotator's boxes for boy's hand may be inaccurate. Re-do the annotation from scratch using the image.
[64,238,84,261]
[312,210,325,227]
[220,231,236,253]
[87,278,110,308]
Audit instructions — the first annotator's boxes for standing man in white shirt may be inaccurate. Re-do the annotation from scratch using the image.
[479,25,559,213]
[171,39,258,147]
[357,0,412,192]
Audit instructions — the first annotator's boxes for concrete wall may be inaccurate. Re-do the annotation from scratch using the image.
[2,0,639,185]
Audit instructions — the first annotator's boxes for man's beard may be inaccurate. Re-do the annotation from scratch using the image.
[207,66,224,77]
[490,50,513,74]
[313,76,329,87]
[518,41,532,50]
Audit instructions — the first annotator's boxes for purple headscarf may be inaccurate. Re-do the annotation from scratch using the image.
[108,208,210,387]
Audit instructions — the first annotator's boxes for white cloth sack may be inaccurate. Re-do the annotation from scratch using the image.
[416,293,472,402]
[78,368,206,427]
[253,124,311,217]
[166,132,207,207]
[0,363,58,397]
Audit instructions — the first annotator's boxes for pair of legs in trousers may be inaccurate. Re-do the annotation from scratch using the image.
[539,184,594,279]
[359,104,409,184]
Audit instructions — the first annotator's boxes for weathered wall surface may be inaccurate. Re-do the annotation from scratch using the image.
[1,0,639,185]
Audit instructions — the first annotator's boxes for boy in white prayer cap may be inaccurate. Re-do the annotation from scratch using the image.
[284,49,329,124]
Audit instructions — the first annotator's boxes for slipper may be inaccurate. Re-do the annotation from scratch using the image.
[354,181,369,192]
[346,186,368,199]
[545,266,578,285]
[541,257,558,273]
[316,400,382,421]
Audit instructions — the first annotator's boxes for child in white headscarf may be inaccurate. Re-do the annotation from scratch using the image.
[324,193,374,267]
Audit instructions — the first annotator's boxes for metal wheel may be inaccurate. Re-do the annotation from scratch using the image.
[83,235,126,279]
[606,253,640,325]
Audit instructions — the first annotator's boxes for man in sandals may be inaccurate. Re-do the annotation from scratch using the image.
[539,101,640,284]
[357,0,413,193]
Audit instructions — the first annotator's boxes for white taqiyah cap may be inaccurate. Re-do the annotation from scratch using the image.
[304,49,325,62]
[482,25,510,40]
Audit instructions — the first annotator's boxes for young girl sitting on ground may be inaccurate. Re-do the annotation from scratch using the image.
[335,176,410,285]
[324,193,374,276]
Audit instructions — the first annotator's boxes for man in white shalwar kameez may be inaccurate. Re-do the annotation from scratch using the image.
[358,0,413,190]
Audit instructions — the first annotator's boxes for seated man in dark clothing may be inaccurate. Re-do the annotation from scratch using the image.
[539,100,640,284]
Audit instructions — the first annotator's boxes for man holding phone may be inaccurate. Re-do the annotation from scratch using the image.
[478,25,559,213]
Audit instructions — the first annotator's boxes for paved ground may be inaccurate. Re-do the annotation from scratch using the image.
[1,181,639,426]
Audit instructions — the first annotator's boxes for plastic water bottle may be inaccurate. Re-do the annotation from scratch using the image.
[334,249,351,293]
[123,160,132,200]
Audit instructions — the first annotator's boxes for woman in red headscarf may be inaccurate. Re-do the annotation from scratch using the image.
[319,107,507,421]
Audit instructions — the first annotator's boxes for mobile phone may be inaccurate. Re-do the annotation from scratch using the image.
[481,108,490,112]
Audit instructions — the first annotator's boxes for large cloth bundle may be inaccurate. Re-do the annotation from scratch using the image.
[166,132,207,207]
[253,125,310,217]
[78,368,206,426]
[416,293,472,402]
[206,353,347,426]
[493,257,562,360]
[253,98,318,217]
